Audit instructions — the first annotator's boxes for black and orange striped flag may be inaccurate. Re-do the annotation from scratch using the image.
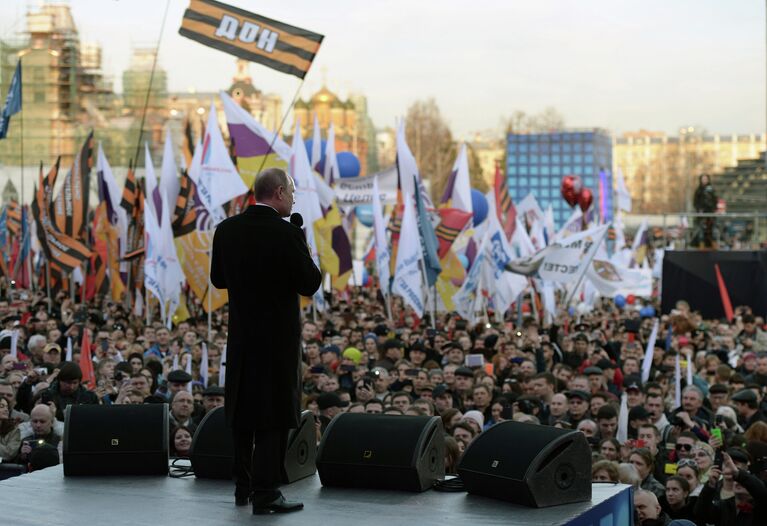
[178,0,323,79]
[6,200,21,236]
[172,171,198,238]
[51,132,94,241]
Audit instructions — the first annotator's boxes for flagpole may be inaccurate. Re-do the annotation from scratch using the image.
[45,260,51,311]
[253,78,306,178]
[19,58,24,211]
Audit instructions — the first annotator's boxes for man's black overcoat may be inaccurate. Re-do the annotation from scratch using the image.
[211,205,322,431]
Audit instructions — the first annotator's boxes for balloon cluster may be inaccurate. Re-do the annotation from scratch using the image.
[560,175,593,212]
[614,294,636,309]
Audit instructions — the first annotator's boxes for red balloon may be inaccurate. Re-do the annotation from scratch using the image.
[626,294,636,305]
[578,188,594,212]
[560,175,583,207]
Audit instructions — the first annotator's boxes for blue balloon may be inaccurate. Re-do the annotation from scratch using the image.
[361,268,369,287]
[304,139,327,174]
[640,306,656,318]
[458,254,469,269]
[614,294,626,309]
[471,189,488,225]
[568,306,576,316]
[355,204,374,227]
[337,151,361,179]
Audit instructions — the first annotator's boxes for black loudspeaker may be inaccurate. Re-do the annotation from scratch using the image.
[457,421,591,507]
[63,404,169,476]
[317,413,444,492]
[190,407,317,483]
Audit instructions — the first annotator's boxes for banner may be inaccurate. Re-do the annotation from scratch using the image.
[179,0,323,79]
[334,166,398,206]
[586,259,652,298]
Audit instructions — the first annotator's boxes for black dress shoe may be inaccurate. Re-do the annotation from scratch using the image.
[252,495,304,515]
[234,491,251,506]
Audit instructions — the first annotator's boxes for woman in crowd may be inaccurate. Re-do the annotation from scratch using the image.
[169,425,193,458]
[630,448,666,499]
[0,397,21,462]
[659,475,696,522]
[440,408,462,433]
[676,459,703,497]
[444,436,460,475]
[691,442,714,485]
[599,437,621,462]
[592,460,619,483]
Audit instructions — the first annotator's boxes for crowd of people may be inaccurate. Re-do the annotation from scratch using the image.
[0,280,766,525]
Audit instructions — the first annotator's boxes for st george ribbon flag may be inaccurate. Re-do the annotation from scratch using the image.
[179,0,323,79]
[0,60,21,140]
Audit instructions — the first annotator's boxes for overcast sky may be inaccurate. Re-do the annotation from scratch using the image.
[1,0,764,138]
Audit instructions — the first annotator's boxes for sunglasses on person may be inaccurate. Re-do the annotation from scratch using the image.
[675,443,694,452]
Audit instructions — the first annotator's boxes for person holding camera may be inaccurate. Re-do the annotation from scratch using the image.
[15,404,60,466]
[40,361,98,421]
[695,451,767,525]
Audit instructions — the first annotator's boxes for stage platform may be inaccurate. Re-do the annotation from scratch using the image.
[0,465,633,525]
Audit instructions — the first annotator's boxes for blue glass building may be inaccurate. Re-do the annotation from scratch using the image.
[506,129,613,227]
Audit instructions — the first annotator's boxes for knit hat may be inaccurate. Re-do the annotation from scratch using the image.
[342,347,362,365]
[463,410,485,429]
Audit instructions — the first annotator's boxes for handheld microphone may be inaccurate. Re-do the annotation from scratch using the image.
[289,213,304,229]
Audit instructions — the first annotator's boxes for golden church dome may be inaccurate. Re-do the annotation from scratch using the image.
[311,85,339,105]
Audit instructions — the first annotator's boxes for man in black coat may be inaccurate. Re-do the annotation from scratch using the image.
[211,168,322,515]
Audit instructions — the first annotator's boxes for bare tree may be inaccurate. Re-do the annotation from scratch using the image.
[501,107,565,134]
[404,99,454,201]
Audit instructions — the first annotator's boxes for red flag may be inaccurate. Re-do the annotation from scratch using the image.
[494,160,516,239]
[435,208,472,259]
[79,328,96,390]
[714,263,734,322]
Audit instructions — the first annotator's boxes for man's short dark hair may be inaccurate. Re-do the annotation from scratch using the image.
[596,405,618,421]
[452,420,476,437]
[532,372,556,386]
[364,399,383,409]
[254,168,290,201]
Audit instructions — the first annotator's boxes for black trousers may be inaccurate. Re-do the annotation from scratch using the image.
[232,427,288,501]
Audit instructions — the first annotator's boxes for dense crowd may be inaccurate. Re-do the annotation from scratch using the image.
[0,280,766,526]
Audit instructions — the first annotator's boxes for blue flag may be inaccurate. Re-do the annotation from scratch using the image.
[0,206,8,265]
[413,176,441,287]
[0,60,22,139]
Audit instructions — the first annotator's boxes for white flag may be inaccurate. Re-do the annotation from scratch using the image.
[323,123,339,185]
[311,113,322,172]
[200,342,209,388]
[372,175,391,296]
[641,319,659,383]
[554,208,583,242]
[396,120,433,208]
[453,234,488,323]
[483,213,527,311]
[144,142,160,220]
[191,102,247,218]
[674,354,681,410]
[586,259,653,298]
[290,119,326,312]
[446,143,473,214]
[516,193,545,225]
[392,192,425,318]
[96,143,129,265]
[10,330,18,359]
[185,352,193,393]
[544,204,556,243]
[160,127,180,206]
[686,352,693,387]
[219,345,227,387]
[617,392,629,443]
[615,167,632,213]
[66,337,73,362]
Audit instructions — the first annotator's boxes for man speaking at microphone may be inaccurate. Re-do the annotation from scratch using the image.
[211,168,322,514]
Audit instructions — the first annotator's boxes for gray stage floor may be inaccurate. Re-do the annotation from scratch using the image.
[0,465,629,525]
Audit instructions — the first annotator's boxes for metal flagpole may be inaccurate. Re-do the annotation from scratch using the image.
[45,260,51,311]
[207,231,212,342]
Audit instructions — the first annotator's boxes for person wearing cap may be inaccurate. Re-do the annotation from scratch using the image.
[42,361,98,421]
[200,385,225,414]
[165,369,193,401]
[624,376,645,409]
[731,389,767,431]
[453,367,475,404]
[42,343,62,367]
[564,390,591,427]
[336,347,361,392]
[317,392,348,434]
[584,366,605,394]
[736,314,767,352]
[433,384,455,413]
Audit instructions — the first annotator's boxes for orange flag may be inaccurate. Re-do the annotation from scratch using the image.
[79,328,96,389]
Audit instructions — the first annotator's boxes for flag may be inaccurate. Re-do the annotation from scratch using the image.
[200,342,210,387]
[160,127,181,206]
[372,175,391,296]
[516,193,545,226]
[147,191,186,327]
[9,330,18,359]
[144,142,162,220]
[674,354,681,409]
[313,205,353,290]
[222,90,289,188]
[0,206,8,269]
[598,169,611,222]
[0,60,22,139]
[179,0,323,79]
[290,118,326,310]
[95,143,128,299]
[6,200,21,236]
[396,120,433,208]
[615,167,632,213]
[79,329,95,389]
[482,213,528,312]
[219,345,227,387]
[440,143,472,214]
[172,171,199,237]
[392,192,425,318]
[554,208,583,242]
[616,392,628,443]
[11,205,32,288]
[435,208,472,259]
[51,132,94,241]
[414,176,441,287]
[323,123,339,186]
[190,102,248,220]
[714,263,734,322]
[65,337,73,361]
[631,219,648,266]
[181,118,196,169]
[185,352,193,393]
[641,319,659,383]
[586,259,652,298]
[494,160,516,240]
[310,113,322,171]
[453,233,488,323]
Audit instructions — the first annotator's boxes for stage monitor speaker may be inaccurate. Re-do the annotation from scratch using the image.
[63,404,169,476]
[457,421,591,507]
[189,407,317,483]
[317,413,444,492]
